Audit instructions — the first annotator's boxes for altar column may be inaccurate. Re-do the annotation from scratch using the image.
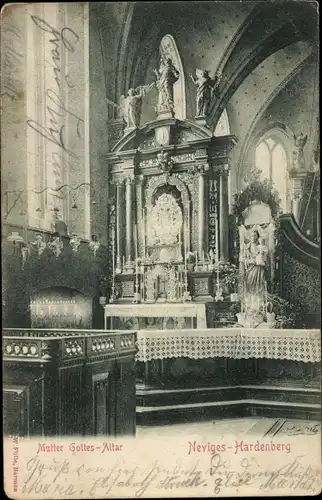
[136,175,145,258]
[125,175,134,262]
[197,165,209,258]
[218,165,230,263]
[116,179,125,264]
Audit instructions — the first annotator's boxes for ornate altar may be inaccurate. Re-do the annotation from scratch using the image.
[104,118,237,307]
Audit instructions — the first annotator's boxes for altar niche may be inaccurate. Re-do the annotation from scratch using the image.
[104,118,237,307]
[148,184,184,264]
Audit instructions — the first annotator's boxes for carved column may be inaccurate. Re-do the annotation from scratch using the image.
[115,179,124,263]
[125,175,134,262]
[218,165,230,263]
[136,175,145,258]
[290,172,306,223]
[195,164,209,259]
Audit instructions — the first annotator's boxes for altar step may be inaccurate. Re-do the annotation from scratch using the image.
[136,385,321,425]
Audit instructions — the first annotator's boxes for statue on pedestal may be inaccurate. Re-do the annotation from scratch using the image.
[190,69,221,117]
[239,229,269,327]
[292,132,308,171]
[120,83,154,129]
[154,56,179,115]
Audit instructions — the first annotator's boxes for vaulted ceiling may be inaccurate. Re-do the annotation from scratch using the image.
[90,1,319,185]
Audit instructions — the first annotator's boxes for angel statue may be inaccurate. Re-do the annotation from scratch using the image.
[106,84,154,130]
[190,69,222,117]
[154,56,179,115]
[292,132,308,171]
[120,84,154,129]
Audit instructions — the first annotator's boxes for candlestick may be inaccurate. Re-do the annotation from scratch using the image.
[133,261,141,304]
[184,228,187,273]
[134,224,138,260]
[112,227,115,279]
[187,203,190,254]
[109,230,117,304]
[142,209,145,258]
[145,207,148,247]
[215,221,219,265]
[141,265,145,302]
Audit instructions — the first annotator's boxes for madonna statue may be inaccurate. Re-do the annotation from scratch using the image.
[240,229,268,326]
[154,57,179,115]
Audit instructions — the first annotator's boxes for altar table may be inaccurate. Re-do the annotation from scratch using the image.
[136,328,321,363]
[105,303,207,330]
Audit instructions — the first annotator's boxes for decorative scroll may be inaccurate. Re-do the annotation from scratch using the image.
[140,153,196,169]
[136,329,321,363]
[208,178,218,251]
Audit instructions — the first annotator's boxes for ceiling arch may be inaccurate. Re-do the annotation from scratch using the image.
[207,1,318,131]
[93,1,318,151]
[233,51,318,191]
[114,2,137,100]
[237,53,315,177]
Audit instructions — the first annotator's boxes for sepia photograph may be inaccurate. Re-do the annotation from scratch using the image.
[1,1,321,497]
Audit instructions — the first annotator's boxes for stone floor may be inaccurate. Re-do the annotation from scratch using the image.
[137,417,321,440]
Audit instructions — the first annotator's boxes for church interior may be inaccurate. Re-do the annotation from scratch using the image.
[2,2,320,438]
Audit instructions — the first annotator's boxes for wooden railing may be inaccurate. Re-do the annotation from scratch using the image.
[3,329,137,437]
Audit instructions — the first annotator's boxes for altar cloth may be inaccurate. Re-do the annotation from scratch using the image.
[105,303,207,329]
[136,328,321,363]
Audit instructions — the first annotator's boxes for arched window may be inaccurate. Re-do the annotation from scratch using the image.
[160,35,186,120]
[214,108,230,136]
[255,137,289,212]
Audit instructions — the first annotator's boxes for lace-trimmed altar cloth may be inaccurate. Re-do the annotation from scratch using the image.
[136,328,321,363]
